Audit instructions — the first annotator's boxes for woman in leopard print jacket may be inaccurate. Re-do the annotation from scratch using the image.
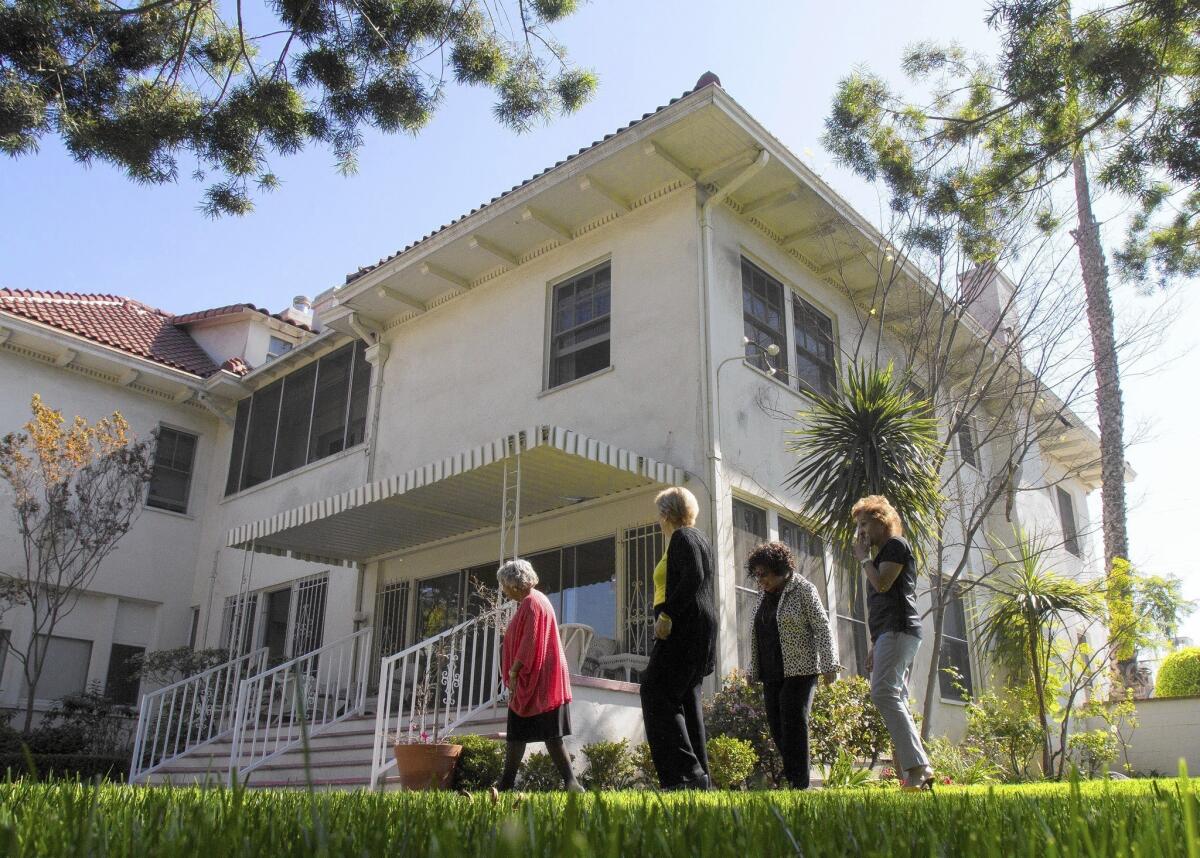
[747,541,839,789]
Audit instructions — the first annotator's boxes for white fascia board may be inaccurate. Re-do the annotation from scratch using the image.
[0,311,208,392]
[333,87,718,303]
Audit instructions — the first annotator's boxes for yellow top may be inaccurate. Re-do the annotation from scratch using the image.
[653,546,669,615]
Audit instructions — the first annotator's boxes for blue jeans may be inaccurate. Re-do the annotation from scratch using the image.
[869,631,929,771]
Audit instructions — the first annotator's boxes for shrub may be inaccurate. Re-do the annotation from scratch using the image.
[1155,647,1200,698]
[703,671,781,785]
[0,753,130,781]
[925,736,1001,785]
[1067,729,1120,777]
[631,741,657,788]
[517,750,573,791]
[963,686,1043,782]
[810,676,890,769]
[822,749,873,789]
[580,739,637,790]
[452,734,505,790]
[705,736,757,790]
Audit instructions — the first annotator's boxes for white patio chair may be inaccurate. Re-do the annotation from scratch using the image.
[558,623,595,674]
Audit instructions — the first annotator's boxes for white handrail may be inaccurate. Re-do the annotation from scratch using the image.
[128,647,269,783]
[370,603,514,788]
[228,627,373,783]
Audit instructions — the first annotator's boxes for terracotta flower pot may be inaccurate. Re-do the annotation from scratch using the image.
[392,742,463,790]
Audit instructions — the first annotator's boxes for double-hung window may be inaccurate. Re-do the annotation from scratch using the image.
[740,258,836,394]
[147,426,197,513]
[957,417,979,469]
[548,262,611,388]
[937,580,974,701]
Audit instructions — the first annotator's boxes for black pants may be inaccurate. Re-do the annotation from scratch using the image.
[640,640,709,788]
[762,674,818,789]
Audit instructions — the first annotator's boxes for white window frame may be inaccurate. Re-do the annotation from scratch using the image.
[937,577,976,704]
[738,252,840,396]
[544,258,613,391]
[1057,486,1082,556]
[147,423,198,514]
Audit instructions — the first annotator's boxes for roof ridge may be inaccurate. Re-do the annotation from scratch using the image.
[341,78,714,286]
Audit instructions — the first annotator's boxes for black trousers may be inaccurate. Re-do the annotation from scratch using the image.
[640,639,709,788]
[762,673,818,789]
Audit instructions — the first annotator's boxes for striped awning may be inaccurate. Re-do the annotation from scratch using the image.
[226,425,686,566]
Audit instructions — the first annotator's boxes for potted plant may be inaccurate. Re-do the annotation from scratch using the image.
[392,640,463,790]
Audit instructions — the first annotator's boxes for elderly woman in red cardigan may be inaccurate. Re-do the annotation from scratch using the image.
[494,558,583,793]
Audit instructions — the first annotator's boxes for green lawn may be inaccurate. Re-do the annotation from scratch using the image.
[0,776,1197,857]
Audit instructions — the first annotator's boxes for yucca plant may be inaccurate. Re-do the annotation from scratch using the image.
[784,362,943,553]
[978,527,1104,777]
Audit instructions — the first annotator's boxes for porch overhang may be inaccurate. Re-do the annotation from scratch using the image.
[226,426,686,566]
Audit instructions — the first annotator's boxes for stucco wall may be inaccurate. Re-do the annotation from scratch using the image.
[1118,696,1200,776]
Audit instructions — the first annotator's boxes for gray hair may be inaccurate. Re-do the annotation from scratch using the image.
[496,558,538,591]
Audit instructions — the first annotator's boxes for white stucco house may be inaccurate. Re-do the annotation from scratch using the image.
[0,73,1107,787]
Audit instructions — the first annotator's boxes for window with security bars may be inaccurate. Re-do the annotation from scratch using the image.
[290,574,328,656]
[547,262,611,388]
[741,259,789,376]
[1057,487,1081,556]
[220,594,258,656]
[371,581,409,687]
[623,524,664,657]
[225,340,371,495]
[791,294,836,395]
[732,499,768,669]
[147,426,197,513]
[778,516,828,607]
[937,580,974,701]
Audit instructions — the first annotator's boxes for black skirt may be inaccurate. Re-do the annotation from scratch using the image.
[506,703,572,743]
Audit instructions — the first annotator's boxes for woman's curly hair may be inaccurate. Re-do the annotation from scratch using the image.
[745,540,795,579]
[851,495,903,538]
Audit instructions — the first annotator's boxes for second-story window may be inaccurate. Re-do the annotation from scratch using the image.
[267,336,293,359]
[1057,486,1081,556]
[147,426,197,513]
[957,417,979,469]
[548,262,611,389]
[741,259,789,377]
[225,340,370,495]
[792,293,835,395]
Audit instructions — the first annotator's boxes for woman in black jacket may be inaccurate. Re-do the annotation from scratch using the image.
[639,486,717,790]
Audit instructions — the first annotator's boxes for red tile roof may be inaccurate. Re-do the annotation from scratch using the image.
[343,74,722,285]
[172,302,313,332]
[0,289,289,378]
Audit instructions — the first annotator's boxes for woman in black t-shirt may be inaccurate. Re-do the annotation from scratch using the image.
[851,495,933,791]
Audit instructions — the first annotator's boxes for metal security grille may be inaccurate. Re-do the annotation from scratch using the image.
[221,593,258,656]
[290,573,328,657]
[622,523,663,657]
[371,581,409,688]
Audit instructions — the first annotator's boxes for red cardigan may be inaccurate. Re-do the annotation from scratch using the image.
[501,589,572,717]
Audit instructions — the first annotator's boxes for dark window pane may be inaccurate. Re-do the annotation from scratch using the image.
[272,362,317,477]
[938,581,973,700]
[105,643,145,707]
[548,263,611,388]
[1057,487,1080,556]
[148,427,196,513]
[415,572,463,639]
[225,398,251,495]
[779,517,827,607]
[792,294,835,395]
[527,549,564,616]
[241,381,282,489]
[308,344,353,463]
[345,341,372,449]
[958,420,978,468]
[563,538,616,643]
[741,259,789,377]
[732,499,768,577]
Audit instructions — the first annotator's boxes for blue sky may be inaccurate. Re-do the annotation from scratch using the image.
[1,0,1196,643]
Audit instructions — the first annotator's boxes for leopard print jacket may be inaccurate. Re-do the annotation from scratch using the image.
[750,573,840,680]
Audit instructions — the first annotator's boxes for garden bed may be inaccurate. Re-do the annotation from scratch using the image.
[0,774,1196,857]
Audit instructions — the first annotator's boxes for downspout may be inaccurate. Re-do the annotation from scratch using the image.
[349,312,390,636]
[698,149,769,683]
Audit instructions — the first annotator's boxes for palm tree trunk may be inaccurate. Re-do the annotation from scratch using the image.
[1027,621,1051,776]
[1071,153,1135,689]
[1071,153,1129,570]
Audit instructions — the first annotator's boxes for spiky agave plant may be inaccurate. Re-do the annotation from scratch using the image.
[784,362,943,553]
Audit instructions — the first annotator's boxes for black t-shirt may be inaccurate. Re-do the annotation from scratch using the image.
[754,588,786,682]
[866,537,922,642]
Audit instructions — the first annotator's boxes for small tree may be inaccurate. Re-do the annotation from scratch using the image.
[0,395,154,733]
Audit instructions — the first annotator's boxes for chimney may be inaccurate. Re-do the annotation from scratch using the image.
[280,295,314,328]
